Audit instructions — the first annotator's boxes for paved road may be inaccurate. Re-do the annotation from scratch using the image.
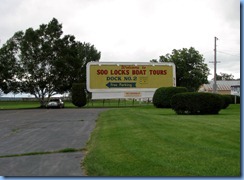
[0,108,107,176]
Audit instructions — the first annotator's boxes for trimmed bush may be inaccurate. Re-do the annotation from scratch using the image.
[153,87,188,108]
[72,83,87,107]
[171,92,223,115]
[221,95,232,109]
[228,95,240,104]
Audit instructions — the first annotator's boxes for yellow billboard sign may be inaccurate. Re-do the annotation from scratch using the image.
[87,62,176,92]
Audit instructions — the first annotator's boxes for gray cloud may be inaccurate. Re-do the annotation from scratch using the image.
[0,0,240,79]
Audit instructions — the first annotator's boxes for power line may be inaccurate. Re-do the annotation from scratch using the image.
[217,51,240,57]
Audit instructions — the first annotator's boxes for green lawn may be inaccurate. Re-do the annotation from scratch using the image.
[0,101,41,109]
[83,104,240,176]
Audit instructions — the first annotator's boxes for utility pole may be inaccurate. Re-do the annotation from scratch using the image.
[209,37,220,93]
[213,37,218,93]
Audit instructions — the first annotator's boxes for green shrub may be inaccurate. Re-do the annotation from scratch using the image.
[221,95,232,109]
[71,83,87,107]
[153,87,188,108]
[171,92,223,115]
[228,95,240,104]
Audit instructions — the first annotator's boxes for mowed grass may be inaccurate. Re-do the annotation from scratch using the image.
[0,101,40,109]
[83,105,240,176]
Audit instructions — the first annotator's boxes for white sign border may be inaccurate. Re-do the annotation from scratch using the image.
[86,62,176,93]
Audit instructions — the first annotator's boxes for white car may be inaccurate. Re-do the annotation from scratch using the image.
[46,99,64,108]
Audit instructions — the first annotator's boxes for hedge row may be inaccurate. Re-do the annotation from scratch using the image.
[225,95,240,104]
[171,92,223,115]
[221,95,232,109]
[152,87,188,108]
[153,87,238,115]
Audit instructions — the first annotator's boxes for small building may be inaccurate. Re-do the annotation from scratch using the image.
[199,80,240,95]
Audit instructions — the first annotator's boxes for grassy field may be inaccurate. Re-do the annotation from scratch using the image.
[0,101,41,109]
[83,104,240,176]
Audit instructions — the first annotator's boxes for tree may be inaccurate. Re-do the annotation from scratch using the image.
[0,35,21,94]
[67,42,101,84]
[151,47,210,91]
[216,72,235,80]
[150,59,158,63]
[0,18,100,107]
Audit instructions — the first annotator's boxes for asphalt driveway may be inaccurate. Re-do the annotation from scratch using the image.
[0,108,107,176]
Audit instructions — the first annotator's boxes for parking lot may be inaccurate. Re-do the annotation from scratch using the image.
[0,108,107,176]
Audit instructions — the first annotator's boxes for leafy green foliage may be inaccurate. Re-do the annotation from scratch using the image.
[0,34,21,94]
[152,47,210,91]
[72,83,87,107]
[228,95,240,104]
[0,18,100,107]
[216,72,235,80]
[152,87,187,108]
[171,92,223,114]
[221,95,232,109]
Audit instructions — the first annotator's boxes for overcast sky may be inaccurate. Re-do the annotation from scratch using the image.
[0,0,240,80]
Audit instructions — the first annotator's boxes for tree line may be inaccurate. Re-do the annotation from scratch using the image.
[0,18,236,107]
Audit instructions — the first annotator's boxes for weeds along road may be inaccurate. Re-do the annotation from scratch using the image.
[0,108,108,176]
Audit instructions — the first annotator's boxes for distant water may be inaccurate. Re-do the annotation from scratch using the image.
[1,92,65,98]
[0,92,34,98]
